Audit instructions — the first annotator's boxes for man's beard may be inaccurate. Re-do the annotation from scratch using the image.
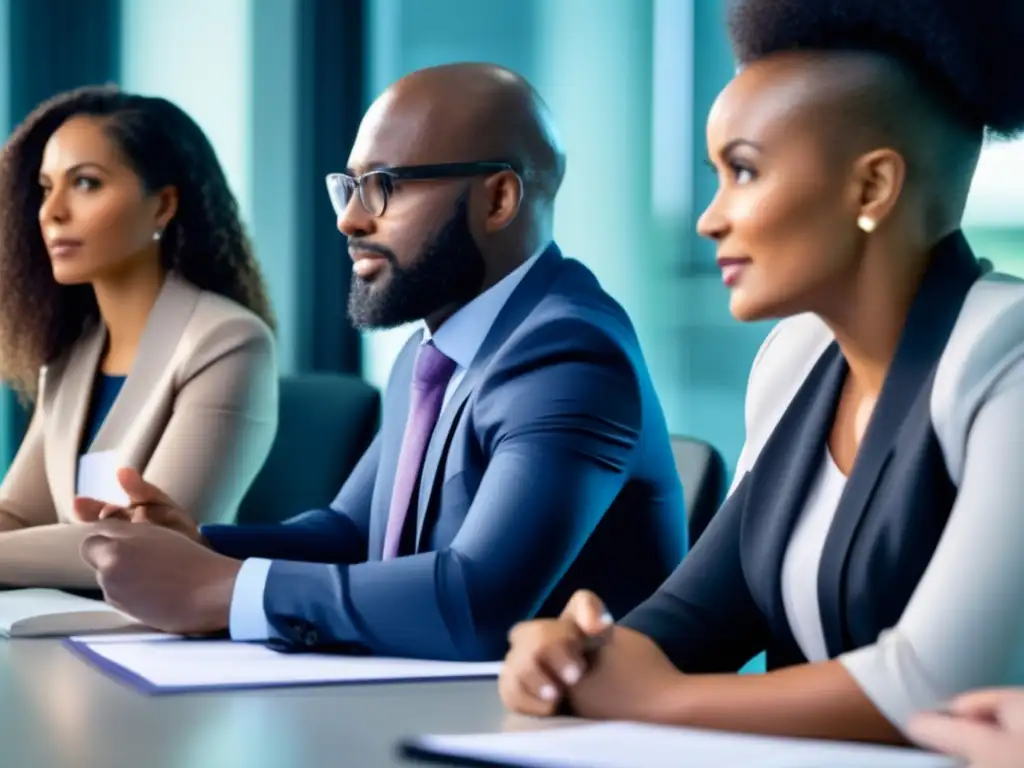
[347,194,486,330]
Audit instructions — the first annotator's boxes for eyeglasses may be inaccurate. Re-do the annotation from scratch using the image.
[325,161,517,218]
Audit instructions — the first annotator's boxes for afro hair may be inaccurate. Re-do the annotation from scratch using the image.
[727,0,1024,138]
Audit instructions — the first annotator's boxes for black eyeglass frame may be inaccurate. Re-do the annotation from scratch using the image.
[325,161,519,217]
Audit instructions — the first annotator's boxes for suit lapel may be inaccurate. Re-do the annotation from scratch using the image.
[368,333,420,560]
[48,274,201,519]
[88,274,200,453]
[413,244,564,549]
[47,325,106,518]
[816,230,982,656]
[742,344,847,649]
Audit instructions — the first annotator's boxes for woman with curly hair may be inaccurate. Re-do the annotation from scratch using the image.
[0,85,278,588]
[500,0,1024,747]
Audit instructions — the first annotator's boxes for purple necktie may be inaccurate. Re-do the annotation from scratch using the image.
[382,342,457,560]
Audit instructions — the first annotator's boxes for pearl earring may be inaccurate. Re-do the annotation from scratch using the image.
[153,229,163,242]
[857,215,876,233]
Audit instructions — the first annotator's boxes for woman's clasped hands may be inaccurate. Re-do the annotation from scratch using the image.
[499,590,684,722]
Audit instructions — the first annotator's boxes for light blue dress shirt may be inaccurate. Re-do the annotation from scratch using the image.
[229,250,544,640]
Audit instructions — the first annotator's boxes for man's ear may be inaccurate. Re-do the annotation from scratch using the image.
[481,170,523,233]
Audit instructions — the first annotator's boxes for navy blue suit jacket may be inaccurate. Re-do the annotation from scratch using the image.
[204,245,686,660]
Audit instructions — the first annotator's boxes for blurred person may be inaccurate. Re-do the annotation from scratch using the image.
[910,688,1024,767]
[0,85,278,589]
[499,0,1024,745]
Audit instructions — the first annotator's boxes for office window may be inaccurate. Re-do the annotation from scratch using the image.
[120,0,306,371]
[964,138,1024,276]
[121,0,254,228]
[966,138,1024,225]
[120,0,362,375]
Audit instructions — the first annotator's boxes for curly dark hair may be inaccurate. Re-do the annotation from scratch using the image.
[0,84,275,400]
[727,0,1024,138]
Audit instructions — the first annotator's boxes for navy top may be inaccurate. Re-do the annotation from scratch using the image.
[80,374,126,453]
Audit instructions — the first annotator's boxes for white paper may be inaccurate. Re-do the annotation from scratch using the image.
[73,637,503,689]
[0,589,146,638]
[408,722,957,768]
[76,450,130,505]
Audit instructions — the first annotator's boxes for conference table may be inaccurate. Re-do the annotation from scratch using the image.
[0,639,956,768]
[0,638,553,767]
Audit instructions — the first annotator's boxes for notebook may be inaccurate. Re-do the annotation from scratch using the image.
[65,634,504,694]
[399,722,957,768]
[0,589,147,638]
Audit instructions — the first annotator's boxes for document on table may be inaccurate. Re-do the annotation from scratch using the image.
[400,722,957,768]
[65,634,503,694]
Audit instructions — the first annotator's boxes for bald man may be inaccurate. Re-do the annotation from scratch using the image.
[74,64,687,661]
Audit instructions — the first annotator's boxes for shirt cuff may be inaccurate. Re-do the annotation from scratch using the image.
[228,558,273,641]
[839,628,950,734]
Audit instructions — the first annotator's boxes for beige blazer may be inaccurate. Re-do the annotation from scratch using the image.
[0,274,278,588]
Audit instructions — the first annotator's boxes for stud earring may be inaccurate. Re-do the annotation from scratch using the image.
[857,215,876,234]
[153,229,163,242]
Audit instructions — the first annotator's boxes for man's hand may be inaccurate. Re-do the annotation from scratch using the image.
[79,521,240,635]
[74,468,204,544]
[909,688,1024,767]
[499,590,616,716]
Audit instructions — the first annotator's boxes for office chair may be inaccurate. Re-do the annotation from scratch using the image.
[236,373,380,524]
[669,434,728,546]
